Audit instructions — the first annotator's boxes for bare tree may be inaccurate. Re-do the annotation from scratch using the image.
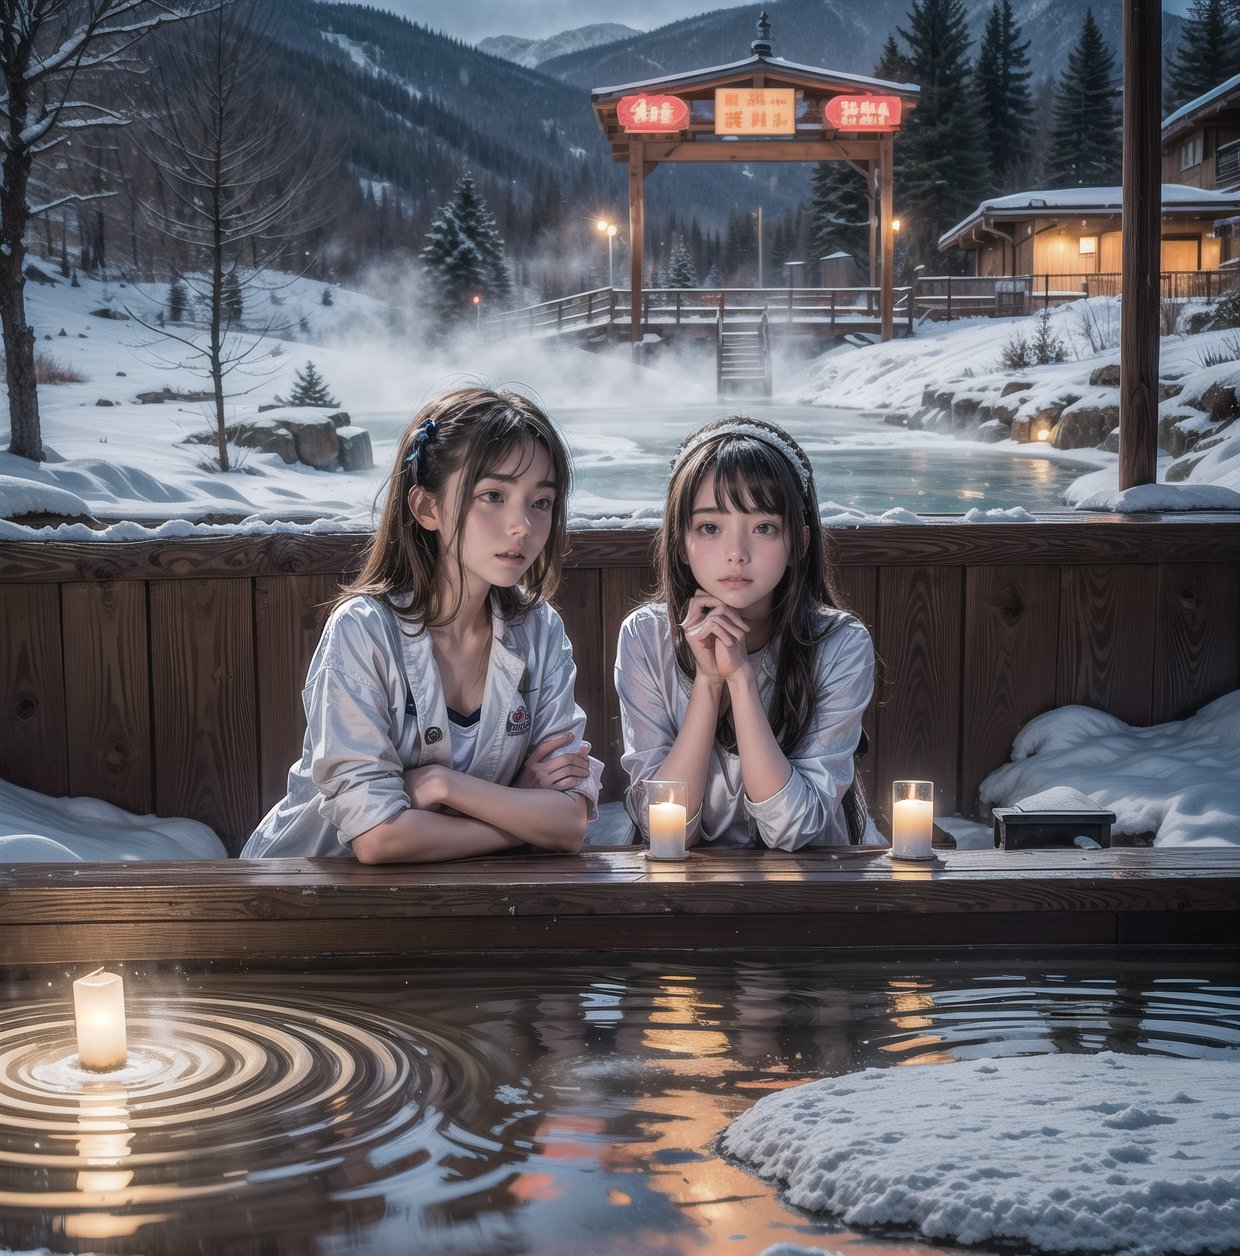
[2,0,198,462]
[132,0,335,471]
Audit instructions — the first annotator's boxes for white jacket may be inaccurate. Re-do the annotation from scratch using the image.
[243,594,601,858]
[615,602,878,849]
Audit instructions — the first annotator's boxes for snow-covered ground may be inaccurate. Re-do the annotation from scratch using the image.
[791,296,1240,510]
[725,1053,1240,1256]
[3,268,1240,534]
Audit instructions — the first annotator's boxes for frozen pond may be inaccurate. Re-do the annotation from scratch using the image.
[362,403,1096,515]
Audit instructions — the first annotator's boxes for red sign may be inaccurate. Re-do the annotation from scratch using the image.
[824,95,902,132]
[618,94,690,133]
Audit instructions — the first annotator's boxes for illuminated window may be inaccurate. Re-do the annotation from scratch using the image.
[1079,235,1098,256]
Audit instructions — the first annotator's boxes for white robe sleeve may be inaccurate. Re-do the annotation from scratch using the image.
[743,618,874,850]
[614,609,705,842]
[528,607,602,820]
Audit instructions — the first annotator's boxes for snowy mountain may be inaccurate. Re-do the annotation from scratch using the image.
[478,24,639,70]
[538,0,1183,90]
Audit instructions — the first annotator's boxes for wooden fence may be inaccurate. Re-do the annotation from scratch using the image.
[2,521,1237,854]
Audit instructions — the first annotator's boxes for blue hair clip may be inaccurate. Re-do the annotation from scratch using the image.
[404,418,437,483]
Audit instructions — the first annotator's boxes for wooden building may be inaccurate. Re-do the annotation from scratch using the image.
[1161,71,1240,194]
[936,184,1240,277]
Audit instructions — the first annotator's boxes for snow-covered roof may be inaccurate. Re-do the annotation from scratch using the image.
[1162,71,1240,136]
[939,184,1240,251]
[592,54,918,100]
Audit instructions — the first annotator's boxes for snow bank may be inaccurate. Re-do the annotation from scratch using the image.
[979,691,1240,846]
[723,1053,1240,1256]
[0,776,226,861]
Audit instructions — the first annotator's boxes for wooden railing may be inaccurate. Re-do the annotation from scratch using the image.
[481,286,913,338]
[2,521,1237,854]
[913,270,1240,319]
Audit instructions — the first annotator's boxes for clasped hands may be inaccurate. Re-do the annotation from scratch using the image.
[681,590,753,683]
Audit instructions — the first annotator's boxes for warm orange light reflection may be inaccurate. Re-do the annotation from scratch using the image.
[507,1170,564,1202]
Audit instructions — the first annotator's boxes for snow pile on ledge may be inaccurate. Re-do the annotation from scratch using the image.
[1067,479,1240,512]
[0,776,226,861]
[979,691,1240,846]
[723,1053,1240,1256]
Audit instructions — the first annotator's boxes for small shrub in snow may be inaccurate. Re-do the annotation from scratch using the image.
[1000,333,1034,370]
[1208,288,1240,329]
[1161,297,1185,336]
[321,286,334,306]
[275,360,339,408]
[32,349,84,384]
[1073,300,1120,354]
[1196,333,1240,369]
[1000,310,1065,371]
[1031,308,1067,364]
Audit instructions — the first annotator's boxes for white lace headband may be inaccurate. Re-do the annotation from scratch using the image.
[673,421,812,493]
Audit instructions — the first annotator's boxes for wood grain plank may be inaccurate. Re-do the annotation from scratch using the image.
[5,521,1238,583]
[961,565,1059,816]
[834,564,878,801]
[0,584,66,797]
[0,911,1134,965]
[150,579,258,852]
[874,566,962,820]
[554,566,605,762]
[600,564,658,803]
[1058,564,1157,726]
[1152,562,1240,723]
[255,574,339,815]
[62,581,152,814]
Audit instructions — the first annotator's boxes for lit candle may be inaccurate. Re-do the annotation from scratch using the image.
[648,801,687,860]
[891,798,934,859]
[73,970,127,1072]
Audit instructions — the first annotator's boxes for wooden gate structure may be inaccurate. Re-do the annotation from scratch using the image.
[590,12,918,343]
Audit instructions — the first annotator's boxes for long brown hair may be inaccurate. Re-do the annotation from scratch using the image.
[343,386,571,627]
[655,416,847,756]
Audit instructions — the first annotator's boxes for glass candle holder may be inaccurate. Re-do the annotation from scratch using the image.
[891,780,935,860]
[646,780,688,860]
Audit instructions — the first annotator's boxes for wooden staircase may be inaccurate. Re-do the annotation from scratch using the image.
[717,309,772,398]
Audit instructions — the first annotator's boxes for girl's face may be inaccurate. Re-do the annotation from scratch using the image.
[682,470,793,621]
[415,440,558,603]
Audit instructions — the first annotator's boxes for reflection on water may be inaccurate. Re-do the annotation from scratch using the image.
[361,403,1097,515]
[0,956,1235,1256]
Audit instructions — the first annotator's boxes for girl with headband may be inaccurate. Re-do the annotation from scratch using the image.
[245,386,601,862]
[614,416,878,849]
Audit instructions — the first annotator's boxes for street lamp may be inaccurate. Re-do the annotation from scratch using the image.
[472,293,481,334]
[596,219,618,288]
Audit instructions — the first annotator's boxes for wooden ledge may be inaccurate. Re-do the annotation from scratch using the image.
[2,847,1236,964]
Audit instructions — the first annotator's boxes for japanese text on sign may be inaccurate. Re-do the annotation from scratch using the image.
[713,88,796,136]
[823,95,902,132]
[617,94,690,132]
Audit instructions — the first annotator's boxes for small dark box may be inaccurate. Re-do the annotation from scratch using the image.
[992,786,1116,850]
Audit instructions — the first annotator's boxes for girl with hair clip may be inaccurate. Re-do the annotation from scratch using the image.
[615,416,879,850]
[244,386,602,863]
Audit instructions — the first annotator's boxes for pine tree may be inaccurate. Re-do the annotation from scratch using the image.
[276,360,339,408]
[420,171,511,327]
[704,261,723,288]
[223,270,243,322]
[896,0,988,270]
[666,233,698,287]
[1166,0,1240,110]
[1049,10,1121,187]
[874,33,913,82]
[168,275,188,322]
[809,162,871,270]
[974,0,1032,192]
